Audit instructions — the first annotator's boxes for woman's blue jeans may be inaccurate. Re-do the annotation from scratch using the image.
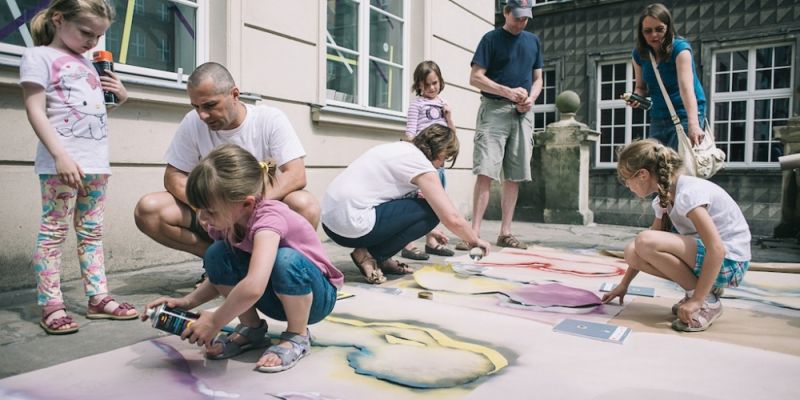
[203,241,337,324]
[649,114,705,150]
[323,198,439,263]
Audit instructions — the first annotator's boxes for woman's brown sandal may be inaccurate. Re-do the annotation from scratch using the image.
[496,234,528,249]
[350,251,387,284]
[379,258,414,275]
[400,246,429,260]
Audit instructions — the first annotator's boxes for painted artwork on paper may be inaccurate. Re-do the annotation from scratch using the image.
[413,265,601,309]
[467,247,627,277]
[2,284,799,399]
[722,271,800,310]
[409,264,621,324]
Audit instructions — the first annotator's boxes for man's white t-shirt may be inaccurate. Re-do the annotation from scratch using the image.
[652,175,751,261]
[164,104,305,173]
[321,141,436,238]
[20,46,110,175]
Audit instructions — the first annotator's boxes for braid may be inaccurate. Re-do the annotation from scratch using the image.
[654,144,685,231]
[653,146,671,231]
[618,139,684,232]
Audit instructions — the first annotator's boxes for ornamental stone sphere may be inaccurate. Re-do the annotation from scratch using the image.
[555,90,580,114]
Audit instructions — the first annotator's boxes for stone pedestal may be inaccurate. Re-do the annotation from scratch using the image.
[539,91,600,225]
[773,116,800,239]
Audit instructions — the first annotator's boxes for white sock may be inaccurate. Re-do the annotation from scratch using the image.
[705,292,719,303]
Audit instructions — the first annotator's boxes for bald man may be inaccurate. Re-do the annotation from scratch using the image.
[134,62,319,270]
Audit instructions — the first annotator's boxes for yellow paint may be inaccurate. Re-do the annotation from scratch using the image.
[325,315,508,373]
[384,334,425,347]
[326,53,357,66]
[414,264,519,293]
[337,291,354,300]
[119,0,136,64]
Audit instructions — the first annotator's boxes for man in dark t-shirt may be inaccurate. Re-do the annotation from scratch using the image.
[460,0,543,251]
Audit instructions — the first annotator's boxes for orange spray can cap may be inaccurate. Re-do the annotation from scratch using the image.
[92,50,113,62]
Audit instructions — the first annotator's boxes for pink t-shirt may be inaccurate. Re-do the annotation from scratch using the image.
[208,200,343,289]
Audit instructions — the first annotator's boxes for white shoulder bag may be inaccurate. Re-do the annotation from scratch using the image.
[649,51,725,178]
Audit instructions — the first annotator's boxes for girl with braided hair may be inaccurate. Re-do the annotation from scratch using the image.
[601,139,751,332]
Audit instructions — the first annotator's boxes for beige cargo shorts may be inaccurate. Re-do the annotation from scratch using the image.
[472,96,534,181]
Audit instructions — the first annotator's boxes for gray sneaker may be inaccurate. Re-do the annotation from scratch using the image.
[672,287,724,315]
[671,299,723,332]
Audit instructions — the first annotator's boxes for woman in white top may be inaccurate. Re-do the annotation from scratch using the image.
[322,124,491,284]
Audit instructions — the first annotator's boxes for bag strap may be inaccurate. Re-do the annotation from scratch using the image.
[649,51,683,129]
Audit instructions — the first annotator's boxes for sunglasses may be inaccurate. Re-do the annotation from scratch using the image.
[642,26,667,35]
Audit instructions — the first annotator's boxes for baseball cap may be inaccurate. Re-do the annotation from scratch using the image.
[507,0,533,18]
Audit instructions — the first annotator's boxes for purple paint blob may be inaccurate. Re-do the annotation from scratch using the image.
[504,283,601,307]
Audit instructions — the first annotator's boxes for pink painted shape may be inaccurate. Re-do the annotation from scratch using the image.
[477,248,626,277]
[504,283,602,307]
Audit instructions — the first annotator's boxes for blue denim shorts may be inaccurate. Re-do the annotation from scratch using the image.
[203,241,337,324]
[694,239,749,288]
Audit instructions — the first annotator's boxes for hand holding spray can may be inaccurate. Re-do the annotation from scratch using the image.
[146,304,200,336]
[622,92,652,110]
[92,50,117,106]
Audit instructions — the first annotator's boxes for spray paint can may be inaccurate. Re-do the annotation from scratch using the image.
[146,304,200,336]
[469,247,485,261]
[92,50,117,106]
[622,92,652,110]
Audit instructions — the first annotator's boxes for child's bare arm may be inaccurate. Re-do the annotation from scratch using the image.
[210,230,279,328]
[443,102,456,133]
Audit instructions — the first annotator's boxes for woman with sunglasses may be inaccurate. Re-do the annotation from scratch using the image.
[321,124,491,284]
[625,3,707,150]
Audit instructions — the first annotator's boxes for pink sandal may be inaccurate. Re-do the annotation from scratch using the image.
[86,296,139,320]
[40,303,79,335]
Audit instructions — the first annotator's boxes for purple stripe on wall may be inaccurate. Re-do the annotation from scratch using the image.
[0,0,51,41]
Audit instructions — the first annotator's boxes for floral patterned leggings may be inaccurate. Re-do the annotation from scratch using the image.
[33,175,109,306]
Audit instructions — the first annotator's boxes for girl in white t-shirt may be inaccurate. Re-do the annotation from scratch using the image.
[20,0,137,335]
[602,139,751,332]
[400,60,457,261]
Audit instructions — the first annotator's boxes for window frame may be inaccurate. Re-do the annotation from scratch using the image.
[708,41,794,168]
[533,66,558,134]
[594,58,650,168]
[324,0,409,117]
[0,0,208,85]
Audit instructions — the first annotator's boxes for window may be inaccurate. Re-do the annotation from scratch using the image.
[105,0,200,79]
[532,0,568,5]
[533,68,557,133]
[595,61,649,165]
[0,0,205,82]
[326,0,406,113]
[711,44,793,165]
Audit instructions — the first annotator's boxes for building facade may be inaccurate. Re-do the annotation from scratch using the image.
[501,0,798,236]
[0,0,492,290]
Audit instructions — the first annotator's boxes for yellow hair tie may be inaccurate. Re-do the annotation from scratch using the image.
[259,161,273,171]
